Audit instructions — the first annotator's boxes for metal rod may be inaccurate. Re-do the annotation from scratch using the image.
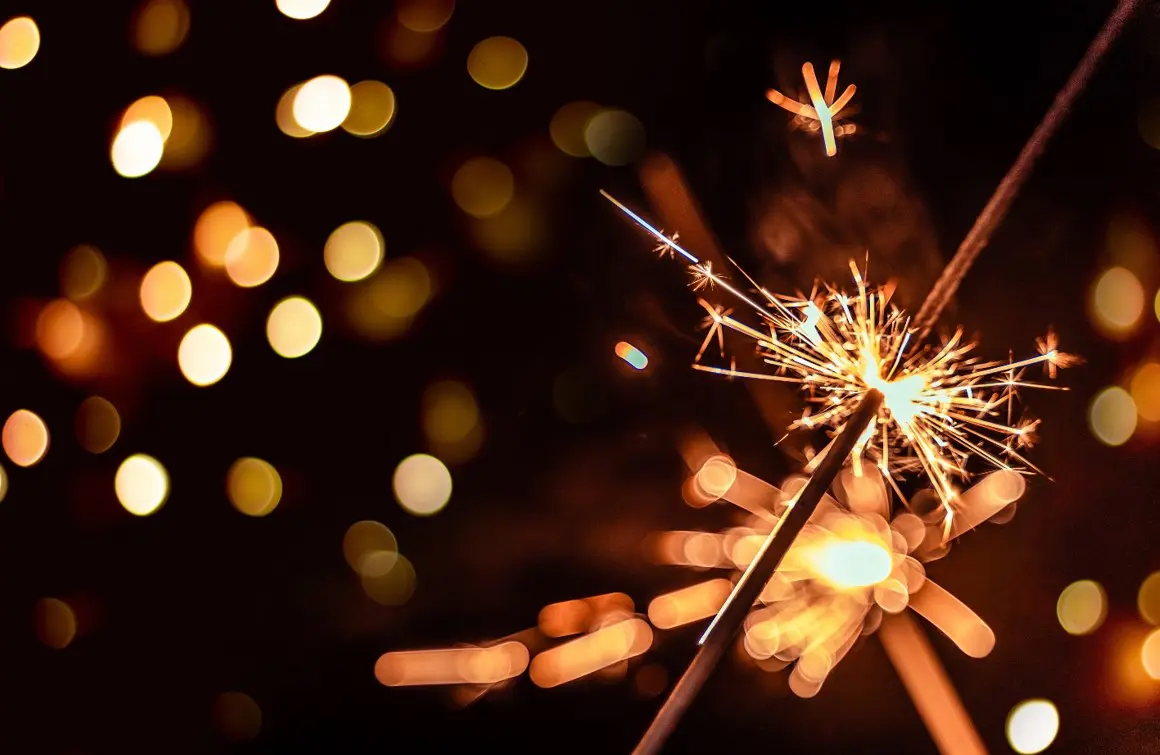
[632,389,885,755]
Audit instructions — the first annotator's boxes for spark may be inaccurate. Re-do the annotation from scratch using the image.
[766,60,857,156]
[602,191,1076,537]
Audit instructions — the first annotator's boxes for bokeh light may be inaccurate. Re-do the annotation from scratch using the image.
[614,341,648,370]
[361,553,416,606]
[324,221,384,282]
[1130,362,1160,422]
[132,0,190,56]
[276,84,314,138]
[469,198,542,262]
[276,0,330,20]
[1089,266,1144,337]
[178,324,232,386]
[1006,700,1060,754]
[451,157,514,218]
[37,300,86,360]
[1056,580,1107,636]
[811,539,893,589]
[115,454,169,516]
[1088,386,1136,446]
[0,16,40,69]
[76,396,121,454]
[393,453,452,516]
[342,81,397,137]
[466,36,527,90]
[122,95,174,141]
[60,245,108,302]
[212,691,262,742]
[1142,629,1160,679]
[381,20,444,70]
[35,598,77,649]
[266,296,322,358]
[140,261,192,322]
[397,0,454,32]
[293,75,352,133]
[111,121,165,178]
[194,201,251,268]
[3,409,49,467]
[346,257,432,339]
[225,227,280,287]
[585,109,646,166]
[342,520,398,577]
[550,101,602,158]
[1138,571,1160,625]
[422,380,482,461]
[226,458,283,517]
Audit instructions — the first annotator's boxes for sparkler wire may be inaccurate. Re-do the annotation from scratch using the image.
[632,389,884,755]
[912,0,1142,336]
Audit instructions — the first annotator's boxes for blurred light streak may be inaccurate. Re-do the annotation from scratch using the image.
[0,16,40,69]
[140,261,192,322]
[131,0,189,56]
[585,109,646,166]
[908,580,995,658]
[3,409,48,467]
[76,397,121,454]
[648,579,732,629]
[194,201,251,268]
[538,593,635,638]
[267,297,322,358]
[114,454,169,516]
[397,0,454,32]
[212,691,262,742]
[1006,699,1060,754]
[225,227,280,287]
[325,221,384,282]
[766,60,856,156]
[178,324,232,386]
[1090,266,1144,337]
[467,36,527,90]
[1056,580,1107,635]
[529,618,653,688]
[879,613,987,755]
[1138,571,1160,625]
[60,245,108,302]
[376,642,530,686]
[1088,386,1136,446]
[614,341,648,370]
[293,75,351,132]
[35,598,77,649]
[342,81,396,137]
[111,121,165,178]
[276,0,331,20]
[393,454,452,515]
[226,458,283,517]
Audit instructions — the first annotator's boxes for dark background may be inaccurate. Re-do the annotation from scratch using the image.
[1,0,1159,752]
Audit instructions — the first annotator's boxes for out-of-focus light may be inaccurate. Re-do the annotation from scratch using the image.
[393,453,451,516]
[585,109,646,166]
[194,201,250,268]
[266,296,322,358]
[811,539,893,589]
[1088,386,1136,446]
[1090,267,1144,337]
[529,618,653,688]
[1056,580,1107,636]
[539,593,635,638]
[276,84,314,138]
[422,380,482,462]
[343,520,398,577]
[122,95,174,141]
[1130,363,1160,422]
[346,257,432,340]
[115,454,169,516]
[140,261,192,322]
[225,227,279,287]
[342,81,396,137]
[694,455,737,501]
[550,101,602,158]
[451,157,514,218]
[226,457,282,517]
[37,299,86,360]
[1138,572,1160,625]
[397,0,454,32]
[648,579,732,629]
[3,409,48,467]
[469,198,541,262]
[158,95,210,169]
[76,397,121,454]
[1143,629,1160,679]
[212,691,262,742]
[60,245,108,301]
[0,16,40,69]
[35,598,76,649]
[276,0,330,20]
[325,221,384,281]
[467,36,527,90]
[614,341,648,370]
[361,553,416,605]
[132,0,190,56]
[1006,700,1060,755]
[1140,98,1160,151]
[112,121,165,178]
[178,324,232,386]
[375,642,530,686]
[293,75,351,133]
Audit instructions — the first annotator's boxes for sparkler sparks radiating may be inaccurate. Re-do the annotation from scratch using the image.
[601,190,1075,538]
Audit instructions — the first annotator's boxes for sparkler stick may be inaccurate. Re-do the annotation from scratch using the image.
[913,0,1142,336]
[632,389,884,755]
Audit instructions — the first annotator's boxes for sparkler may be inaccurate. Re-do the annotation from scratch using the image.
[766,60,857,156]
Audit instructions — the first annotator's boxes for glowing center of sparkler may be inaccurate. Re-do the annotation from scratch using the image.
[860,356,926,426]
[810,539,893,590]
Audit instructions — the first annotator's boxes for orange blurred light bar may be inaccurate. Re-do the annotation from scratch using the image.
[909,580,995,659]
[529,618,652,688]
[948,470,1025,539]
[537,592,634,638]
[648,579,732,629]
[375,641,529,686]
[879,612,986,755]
[614,341,648,370]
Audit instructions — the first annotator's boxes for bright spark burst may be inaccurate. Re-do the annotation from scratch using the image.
[766,60,858,156]
[602,191,1076,538]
